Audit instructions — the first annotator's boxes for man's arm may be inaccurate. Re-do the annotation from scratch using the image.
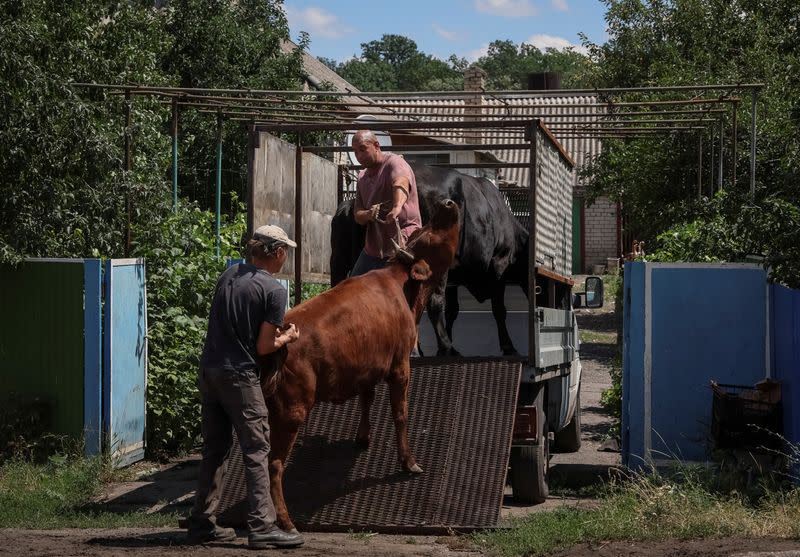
[385,176,410,223]
[256,322,299,356]
[353,186,377,225]
[354,205,380,225]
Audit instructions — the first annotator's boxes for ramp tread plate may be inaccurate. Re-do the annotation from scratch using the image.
[217,358,520,531]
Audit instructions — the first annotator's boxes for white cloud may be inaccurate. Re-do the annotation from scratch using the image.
[474,0,537,17]
[526,33,587,54]
[464,43,490,62]
[284,6,353,39]
[432,24,460,41]
[552,0,568,11]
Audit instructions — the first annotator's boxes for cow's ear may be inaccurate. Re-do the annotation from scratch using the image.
[410,260,432,281]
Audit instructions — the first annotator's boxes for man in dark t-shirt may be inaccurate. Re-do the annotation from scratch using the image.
[186,224,304,549]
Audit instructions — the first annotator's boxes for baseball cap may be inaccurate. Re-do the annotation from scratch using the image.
[253,224,297,248]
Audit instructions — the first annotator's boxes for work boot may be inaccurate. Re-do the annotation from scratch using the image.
[248,526,305,549]
[186,525,237,545]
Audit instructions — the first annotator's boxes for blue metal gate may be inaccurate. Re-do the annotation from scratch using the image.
[103,258,147,467]
[623,262,770,468]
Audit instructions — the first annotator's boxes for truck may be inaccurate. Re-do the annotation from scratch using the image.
[508,270,604,503]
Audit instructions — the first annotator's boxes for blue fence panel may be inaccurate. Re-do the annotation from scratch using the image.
[83,259,103,456]
[772,284,800,446]
[622,262,646,467]
[104,259,147,467]
[623,263,769,467]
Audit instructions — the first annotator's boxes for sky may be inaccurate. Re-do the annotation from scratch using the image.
[282,0,609,64]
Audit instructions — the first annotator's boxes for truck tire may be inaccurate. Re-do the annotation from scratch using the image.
[510,400,549,503]
[552,390,582,453]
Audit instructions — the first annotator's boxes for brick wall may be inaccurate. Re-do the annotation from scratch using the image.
[583,196,618,272]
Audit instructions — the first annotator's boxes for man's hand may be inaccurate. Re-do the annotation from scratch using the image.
[384,206,401,223]
[281,322,300,344]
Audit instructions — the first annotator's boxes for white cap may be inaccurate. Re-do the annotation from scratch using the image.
[252,224,297,248]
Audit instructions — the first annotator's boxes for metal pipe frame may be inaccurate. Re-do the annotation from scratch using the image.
[215,113,223,258]
[72,82,762,97]
[124,89,132,258]
[74,81,760,272]
[164,99,725,123]
[157,94,729,117]
[171,98,179,212]
[294,139,303,306]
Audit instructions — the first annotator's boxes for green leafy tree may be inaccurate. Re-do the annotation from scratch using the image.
[0,0,311,456]
[0,1,173,262]
[581,0,800,285]
[336,34,463,91]
[133,202,246,456]
[475,39,592,89]
[163,0,306,212]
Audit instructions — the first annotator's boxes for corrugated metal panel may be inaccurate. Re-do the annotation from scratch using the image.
[0,260,86,437]
[535,124,574,276]
[486,95,605,190]
[382,94,605,191]
[382,98,466,142]
[535,308,575,368]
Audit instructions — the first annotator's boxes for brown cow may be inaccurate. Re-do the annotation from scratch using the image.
[263,199,460,533]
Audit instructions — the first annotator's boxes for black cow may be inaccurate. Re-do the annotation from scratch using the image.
[330,163,529,356]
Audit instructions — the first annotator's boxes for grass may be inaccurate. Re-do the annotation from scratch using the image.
[0,456,178,529]
[601,272,622,305]
[347,529,377,540]
[580,330,617,344]
[474,464,800,556]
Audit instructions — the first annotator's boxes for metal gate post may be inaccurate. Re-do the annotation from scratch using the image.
[124,90,132,257]
[171,99,179,212]
[215,112,223,258]
[750,90,758,195]
[83,258,103,456]
[294,139,304,307]
[717,117,724,191]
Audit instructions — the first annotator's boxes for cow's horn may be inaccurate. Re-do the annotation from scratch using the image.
[394,219,406,248]
[391,238,415,263]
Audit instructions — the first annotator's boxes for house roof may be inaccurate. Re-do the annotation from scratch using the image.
[374,94,605,188]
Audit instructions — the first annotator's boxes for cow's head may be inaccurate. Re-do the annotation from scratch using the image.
[390,199,459,282]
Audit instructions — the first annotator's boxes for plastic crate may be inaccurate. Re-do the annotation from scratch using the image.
[711,382,783,451]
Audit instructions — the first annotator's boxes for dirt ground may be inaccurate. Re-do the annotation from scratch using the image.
[2,529,800,556]
[0,529,482,556]
[4,285,799,556]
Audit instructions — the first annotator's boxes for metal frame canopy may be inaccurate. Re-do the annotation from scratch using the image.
[73,81,763,181]
[73,82,763,274]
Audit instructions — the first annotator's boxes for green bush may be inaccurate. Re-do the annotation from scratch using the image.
[600,272,624,439]
[132,202,246,457]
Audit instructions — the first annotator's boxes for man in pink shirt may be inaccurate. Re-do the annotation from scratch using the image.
[350,129,422,276]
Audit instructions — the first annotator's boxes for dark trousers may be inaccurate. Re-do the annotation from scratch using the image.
[350,250,386,277]
[189,367,276,534]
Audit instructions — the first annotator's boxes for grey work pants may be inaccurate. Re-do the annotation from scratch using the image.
[189,367,276,534]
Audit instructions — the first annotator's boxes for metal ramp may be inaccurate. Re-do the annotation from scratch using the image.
[217,358,520,533]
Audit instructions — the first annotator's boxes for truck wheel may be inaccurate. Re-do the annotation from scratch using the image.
[510,400,549,503]
[553,390,582,453]
[510,443,549,504]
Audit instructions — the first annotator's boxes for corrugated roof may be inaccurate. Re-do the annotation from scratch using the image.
[280,43,602,179]
[379,95,605,188]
